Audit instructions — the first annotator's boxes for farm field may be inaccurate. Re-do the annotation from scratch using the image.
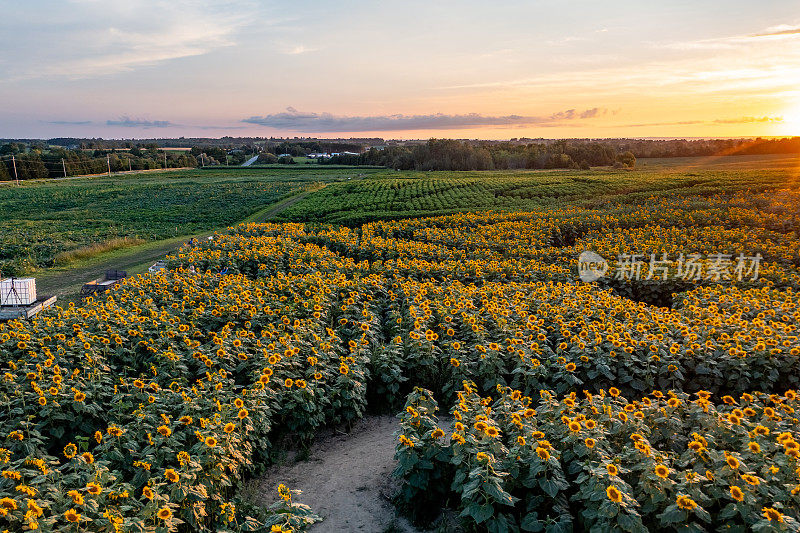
[0,157,799,532]
[0,168,381,277]
[276,154,800,225]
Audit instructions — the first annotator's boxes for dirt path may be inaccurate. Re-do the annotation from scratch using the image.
[35,189,313,302]
[35,234,204,301]
[248,415,421,533]
[241,190,313,224]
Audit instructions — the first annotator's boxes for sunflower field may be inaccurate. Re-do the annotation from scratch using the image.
[0,180,799,531]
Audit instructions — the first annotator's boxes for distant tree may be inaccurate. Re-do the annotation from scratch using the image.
[616,151,636,168]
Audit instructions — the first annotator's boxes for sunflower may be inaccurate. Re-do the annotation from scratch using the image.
[224,423,236,434]
[238,409,248,419]
[676,495,697,510]
[142,486,154,500]
[606,485,622,503]
[741,474,760,486]
[607,463,619,476]
[164,469,180,483]
[157,425,171,437]
[157,507,172,520]
[654,464,669,479]
[585,438,596,449]
[536,447,550,461]
[0,498,17,510]
[81,452,94,464]
[729,486,744,502]
[64,509,81,523]
[205,436,217,447]
[63,443,77,459]
[762,507,783,522]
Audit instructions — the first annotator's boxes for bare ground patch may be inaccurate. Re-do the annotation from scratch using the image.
[245,415,422,533]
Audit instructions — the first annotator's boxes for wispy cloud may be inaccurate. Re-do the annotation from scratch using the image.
[665,23,800,50]
[281,44,318,55]
[623,116,782,128]
[46,120,92,125]
[0,0,257,81]
[242,107,609,132]
[106,116,173,128]
[752,25,800,38]
[713,116,783,124]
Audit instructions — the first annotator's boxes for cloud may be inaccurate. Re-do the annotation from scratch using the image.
[46,120,91,125]
[712,116,783,124]
[0,1,257,81]
[281,45,318,55]
[622,116,782,128]
[665,23,800,51]
[752,25,800,38]
[242,107,609,132]
[106,116,173,128]
[580,107,605,119]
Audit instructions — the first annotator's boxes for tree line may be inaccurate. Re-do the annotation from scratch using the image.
[0,143,197,181]
[322,139,636,170]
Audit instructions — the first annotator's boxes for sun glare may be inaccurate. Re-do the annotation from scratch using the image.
[779,102,800,136]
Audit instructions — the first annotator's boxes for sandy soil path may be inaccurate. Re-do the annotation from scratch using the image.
[249,415,421,533]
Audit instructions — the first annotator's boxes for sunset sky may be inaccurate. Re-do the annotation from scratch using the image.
[2,0,800,139]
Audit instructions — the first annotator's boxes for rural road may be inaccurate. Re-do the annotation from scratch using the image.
[35,189,314,302]
[242,155,260,166]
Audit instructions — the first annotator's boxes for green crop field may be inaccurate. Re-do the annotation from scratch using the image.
[276,156,800,225]
[0,168,385,276]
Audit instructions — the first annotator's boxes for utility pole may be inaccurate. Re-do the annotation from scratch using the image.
[128,159,132,172]
[226,154,229,166]
[61,158,67,178]
[11,155,18,185]
[107,154,111,176]
[201,154,205,167]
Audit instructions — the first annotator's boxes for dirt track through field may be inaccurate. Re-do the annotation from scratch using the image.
[250,415,421,533]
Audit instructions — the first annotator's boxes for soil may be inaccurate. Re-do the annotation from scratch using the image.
[247,415,422,533]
